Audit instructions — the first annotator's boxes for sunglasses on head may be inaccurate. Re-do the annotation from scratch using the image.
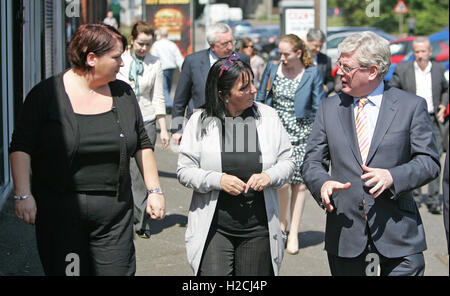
[219,52,240,78]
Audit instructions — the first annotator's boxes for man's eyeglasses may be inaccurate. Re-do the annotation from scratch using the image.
[218,40,237,48]
[335,61,367,74]
[219,52,240,78]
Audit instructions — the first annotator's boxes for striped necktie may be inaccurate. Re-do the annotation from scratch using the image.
[356,98,370,164]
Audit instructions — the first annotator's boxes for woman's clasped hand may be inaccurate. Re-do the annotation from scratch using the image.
[220,173,271,195]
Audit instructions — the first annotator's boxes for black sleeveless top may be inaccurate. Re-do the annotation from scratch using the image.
[212,107,269,238]
[71,110,121,192]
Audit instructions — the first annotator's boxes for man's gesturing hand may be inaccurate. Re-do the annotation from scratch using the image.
[320,181,351,213]
[361,165,393,198]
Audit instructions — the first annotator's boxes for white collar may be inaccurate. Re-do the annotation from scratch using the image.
[414,61,432,74]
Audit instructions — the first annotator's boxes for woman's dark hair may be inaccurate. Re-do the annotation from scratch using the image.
[68,23,127,73]
[203,55,254,121]
[131,21,155,40]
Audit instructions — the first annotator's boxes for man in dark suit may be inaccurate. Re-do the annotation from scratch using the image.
[301,31,440,276]
[171,23,250,144]
[306,28,334,97]
[389,36,449,214]
[443,152,449,254]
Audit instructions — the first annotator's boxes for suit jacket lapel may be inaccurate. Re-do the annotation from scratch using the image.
[200,50,211,81]
[408,62,417,93]
[365,86,399,165]
[338,93,363,164]
[431,62,440,112]
[296,68,313,92]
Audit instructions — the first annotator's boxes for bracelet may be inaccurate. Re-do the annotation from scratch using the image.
[13,194,31,201]
[147,188,163,195]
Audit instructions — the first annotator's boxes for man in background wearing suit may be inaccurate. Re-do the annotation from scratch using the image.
[306,28,334,97]
[389,36,448,214]
[171,23,250,145]
[301,31,440,276]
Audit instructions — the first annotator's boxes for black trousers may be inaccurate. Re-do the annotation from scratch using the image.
[327,236,425,276]
[35,191,136,276]
[198,230,273,276]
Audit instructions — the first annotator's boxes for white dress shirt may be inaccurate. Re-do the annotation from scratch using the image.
[209,49,219,67]
[354,81,384,147]
[414,61,434,114]
[150,38,184,71]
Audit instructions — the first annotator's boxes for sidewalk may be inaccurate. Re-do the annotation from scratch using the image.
[0,137,448,276]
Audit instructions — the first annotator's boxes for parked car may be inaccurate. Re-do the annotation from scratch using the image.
[326,29,396,66]
[384,27,449,81]
[389,36,416,64]
[241,25,280,60]
[220,20,252,40]
[327,26,396,40]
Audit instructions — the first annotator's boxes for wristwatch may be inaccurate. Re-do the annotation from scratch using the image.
[13,194,31,201]
[147,188,163,195]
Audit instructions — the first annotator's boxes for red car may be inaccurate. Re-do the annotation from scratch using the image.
[389,36,416,64]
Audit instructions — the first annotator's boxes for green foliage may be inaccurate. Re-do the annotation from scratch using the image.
[332,0,448,35]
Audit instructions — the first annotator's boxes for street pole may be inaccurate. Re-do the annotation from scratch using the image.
[314,0,320,28]
[399,13,403,37]
[267,0,272,22]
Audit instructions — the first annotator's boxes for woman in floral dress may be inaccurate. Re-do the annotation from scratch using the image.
[256,34,325,254]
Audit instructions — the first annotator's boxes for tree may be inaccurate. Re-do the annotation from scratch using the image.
[334,0,448,35]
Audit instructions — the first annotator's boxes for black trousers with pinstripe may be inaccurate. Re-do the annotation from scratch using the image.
[198,230,274,276]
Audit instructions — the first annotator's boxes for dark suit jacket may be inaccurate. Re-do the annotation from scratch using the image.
[301,85,441,258]
[443,152,449,254]
[171,49,249,133]
[389,61,449,114]
[316,52,334,96]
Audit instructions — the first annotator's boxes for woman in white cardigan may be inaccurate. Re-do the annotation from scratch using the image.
[117,21,168,238]
[177,53,295,276]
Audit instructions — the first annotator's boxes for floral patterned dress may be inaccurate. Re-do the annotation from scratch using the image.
[272,75,315,184]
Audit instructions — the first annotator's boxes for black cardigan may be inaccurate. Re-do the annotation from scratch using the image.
[9,72,153,198]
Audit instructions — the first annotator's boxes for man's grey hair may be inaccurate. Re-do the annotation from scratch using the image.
[306,28,326,43]
[206,23,232,45]
[338,31,391,79]
[413,36,431,47]
[159,27,168,37]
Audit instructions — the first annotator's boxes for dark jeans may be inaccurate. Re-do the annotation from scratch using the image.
[198,230,273,276]
[163,68,175,108]
[131,120,156,233]
[35,191,135,276]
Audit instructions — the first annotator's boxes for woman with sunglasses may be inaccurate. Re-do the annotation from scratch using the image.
[256,34,325,255]
[239,38,266,90]
[177,53,295,276]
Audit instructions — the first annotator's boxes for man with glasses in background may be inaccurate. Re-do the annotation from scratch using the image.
[305,28,334,97]
[171,23,250,145]
[301,31,440,276]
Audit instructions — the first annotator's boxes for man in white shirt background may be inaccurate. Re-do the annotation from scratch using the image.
[151,28,185,112]
[389,36,449,214]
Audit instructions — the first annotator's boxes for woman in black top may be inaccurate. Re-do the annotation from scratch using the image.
[9,24,165,276]
[177,53,294,275]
